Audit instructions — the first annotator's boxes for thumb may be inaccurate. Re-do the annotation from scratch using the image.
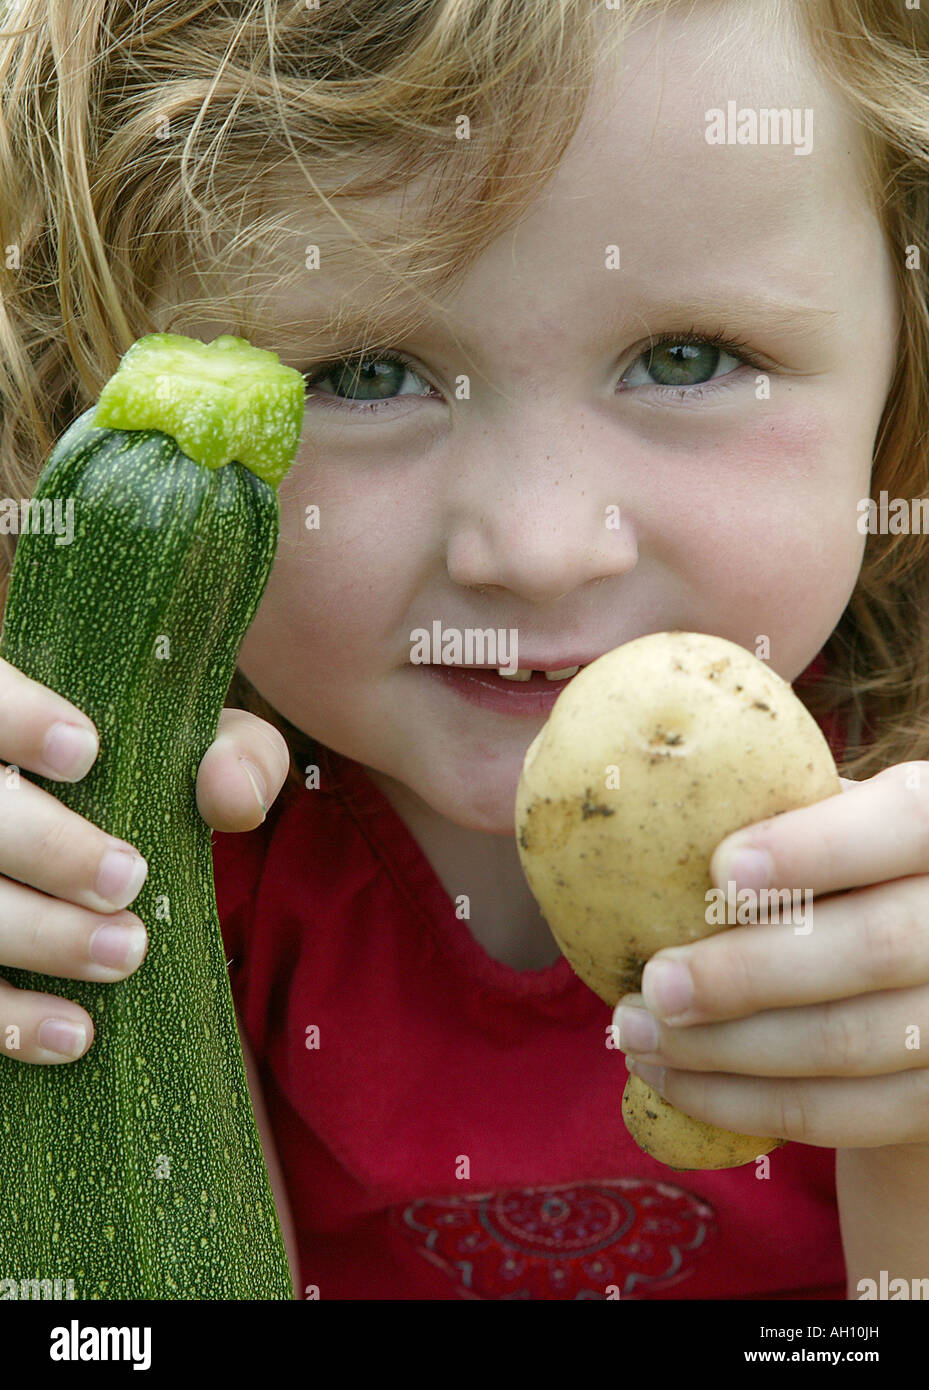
[195,707,291,831]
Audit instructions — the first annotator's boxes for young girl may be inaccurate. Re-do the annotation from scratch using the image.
[1,0,928,1300]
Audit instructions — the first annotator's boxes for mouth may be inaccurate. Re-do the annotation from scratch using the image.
[418,661,588,714]
[430,661,583,680]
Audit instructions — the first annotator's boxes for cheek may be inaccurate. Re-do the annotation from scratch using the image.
[240,541,389,681]
[237,462,422,682]
[680,403,865,541]
[657,402,869,643]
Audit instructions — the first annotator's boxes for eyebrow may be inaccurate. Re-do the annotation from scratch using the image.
[610,290,841,346]
[260,286,841,360]
[253,301,437,358]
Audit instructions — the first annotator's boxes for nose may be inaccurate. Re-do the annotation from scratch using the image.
[445,412,638,604]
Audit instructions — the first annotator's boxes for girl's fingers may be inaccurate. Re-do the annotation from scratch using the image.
[635,875,929,1027]
[0,974,95,1064]
[0,658,99,782]
[0,768,148,915]
[195,707,292,832]
[0,871,148,983]
[710,762,929,900]
[624,1055,929,1150]
[615,982,927,1078]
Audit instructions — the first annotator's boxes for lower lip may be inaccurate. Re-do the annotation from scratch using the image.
[422,664,580,714]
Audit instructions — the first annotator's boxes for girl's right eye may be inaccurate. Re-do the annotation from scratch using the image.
[302,352,437,413]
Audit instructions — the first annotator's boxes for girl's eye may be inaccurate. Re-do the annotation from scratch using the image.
[621,335,748,390]
[302,353,435,412]
[301,331,763,415]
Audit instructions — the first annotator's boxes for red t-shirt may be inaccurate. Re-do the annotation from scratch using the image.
[214,652,849,1300]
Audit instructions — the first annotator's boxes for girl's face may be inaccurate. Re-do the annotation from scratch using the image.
[179,6,900,836]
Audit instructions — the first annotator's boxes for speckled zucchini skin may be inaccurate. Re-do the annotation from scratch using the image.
[0,407,294,1299]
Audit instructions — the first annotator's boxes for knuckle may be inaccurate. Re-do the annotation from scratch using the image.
[773,1079,813,1144]
[860,896,915,988]
[698,933,758,1017]
[675,1069,713,1122]
[907,1069,929,1143]
[818,999,867,1072]
[809,812,849,888]
[33,807,73,867]
[22,898,72,973]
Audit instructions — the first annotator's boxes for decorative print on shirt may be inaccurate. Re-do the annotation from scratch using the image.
[392,1178,716,1299]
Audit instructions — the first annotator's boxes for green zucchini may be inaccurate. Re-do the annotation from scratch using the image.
[0,333,304,1299]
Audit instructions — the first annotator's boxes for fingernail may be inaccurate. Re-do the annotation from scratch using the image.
[715,845,773,892]
[38,1018,87,1059]
[42,722,98,780]
[643,956,693,1021]
[239,758,267,820]
[96,847,148,908]
[614,1005,660,1054]
[90,922,148,970]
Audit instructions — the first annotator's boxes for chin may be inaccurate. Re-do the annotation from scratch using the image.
[417,771,523,836]
[355,730,532,835]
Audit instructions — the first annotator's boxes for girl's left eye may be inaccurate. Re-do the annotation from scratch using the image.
[620,334,755,390]
[302,353,435,413]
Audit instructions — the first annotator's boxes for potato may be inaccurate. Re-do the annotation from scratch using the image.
[622,1073,784,1171]
[515,630,841,1170]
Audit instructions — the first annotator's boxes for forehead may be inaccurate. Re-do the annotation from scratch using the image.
[468,3,876,337]
[162,0,878,353]
[576,1,870,221]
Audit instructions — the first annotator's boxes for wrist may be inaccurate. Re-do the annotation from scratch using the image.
[836,1143,929,1299]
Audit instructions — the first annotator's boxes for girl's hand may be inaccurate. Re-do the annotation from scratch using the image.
[0,658,290,1065]
[613,762,929,1151]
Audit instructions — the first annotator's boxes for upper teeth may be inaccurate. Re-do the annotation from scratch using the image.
[497,665,580,681]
